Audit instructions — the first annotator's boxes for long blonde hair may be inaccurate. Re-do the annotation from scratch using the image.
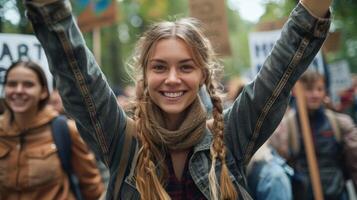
[130,18,238,200]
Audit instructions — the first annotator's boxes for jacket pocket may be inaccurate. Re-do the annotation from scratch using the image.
[25,144,62,188]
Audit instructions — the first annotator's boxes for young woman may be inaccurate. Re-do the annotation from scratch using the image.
[0,61,104,200]
[24,0,332,199]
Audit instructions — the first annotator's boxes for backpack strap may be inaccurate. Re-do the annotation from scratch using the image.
[286,111,300,156]
[113,117,136,200]
[51,115,83,200]
[325,109,341,142]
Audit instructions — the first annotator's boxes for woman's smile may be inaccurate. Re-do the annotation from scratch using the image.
[147,38,205,121]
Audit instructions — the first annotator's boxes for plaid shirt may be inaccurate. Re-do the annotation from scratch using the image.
[166,152,206,200]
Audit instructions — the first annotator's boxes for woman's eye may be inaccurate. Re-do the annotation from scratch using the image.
[180,65,194,72]
[23,81,35,88]
[152,65,166,72]
[5,81,17,88]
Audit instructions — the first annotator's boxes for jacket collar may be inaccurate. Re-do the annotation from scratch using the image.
[193,127,212,153]
[0,105,58,137]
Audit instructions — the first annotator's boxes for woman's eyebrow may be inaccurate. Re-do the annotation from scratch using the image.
[179,59,194,64]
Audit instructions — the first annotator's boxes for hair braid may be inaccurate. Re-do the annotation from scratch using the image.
[206,81,238,200]
[134,87,170,200]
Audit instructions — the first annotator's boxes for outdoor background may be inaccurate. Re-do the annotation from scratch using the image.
[1,0,356,88]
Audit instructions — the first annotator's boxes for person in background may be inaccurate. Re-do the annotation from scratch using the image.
[24,0,331,199]
[247,141,293,200]
[271,70,357,200]
[0,60,104,200]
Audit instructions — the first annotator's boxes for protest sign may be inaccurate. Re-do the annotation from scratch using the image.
[0,33,52,96]
[328,60,352,105]
[248,30,324,77]
[75,0,117,32]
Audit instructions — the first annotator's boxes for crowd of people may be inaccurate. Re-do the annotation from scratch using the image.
[2,0,357,199]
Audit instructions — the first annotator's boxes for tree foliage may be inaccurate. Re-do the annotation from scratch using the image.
[331,0,357,72]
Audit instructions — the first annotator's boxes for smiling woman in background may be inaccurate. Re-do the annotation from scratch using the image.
[0,60,104,200]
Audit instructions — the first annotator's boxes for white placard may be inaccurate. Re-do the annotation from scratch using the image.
[328,60,352,105]
[0,33,52,96]
[248,29,324,77]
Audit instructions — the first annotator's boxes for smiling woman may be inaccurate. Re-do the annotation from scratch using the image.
[0,61,104,200]
[24,0,332,199]
[4,61,50,118]
[146,38,205,128]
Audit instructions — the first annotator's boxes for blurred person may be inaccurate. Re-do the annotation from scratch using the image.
[271,70,357,200]
[0,61,104,200]
[247,141,293,200]
[24,0,331,199]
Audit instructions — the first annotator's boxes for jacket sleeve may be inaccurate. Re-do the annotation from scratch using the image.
[24,0,129,169]
[223,2,331,165]
[336,113,357,187]
[68,120,105,200]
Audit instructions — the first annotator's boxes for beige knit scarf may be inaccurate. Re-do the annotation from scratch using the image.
[146,97,207,151]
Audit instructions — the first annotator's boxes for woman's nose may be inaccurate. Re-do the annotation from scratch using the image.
[15,84,24,93]
[165,68,181,85]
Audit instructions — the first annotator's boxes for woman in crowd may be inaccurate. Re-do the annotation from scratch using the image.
[24,0,332,199]
[0,61,104,200]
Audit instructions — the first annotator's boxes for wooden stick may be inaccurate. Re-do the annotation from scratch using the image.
[294,81,324,200]
[93,27,101,66]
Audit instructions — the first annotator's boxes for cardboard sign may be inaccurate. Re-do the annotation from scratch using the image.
[0,33,52,96]
[248,29,324,77]
[76,0,117,32]
[189,0,231,56]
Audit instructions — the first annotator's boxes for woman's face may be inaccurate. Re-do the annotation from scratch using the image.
[5,66,48,115]
[146,38,205,121]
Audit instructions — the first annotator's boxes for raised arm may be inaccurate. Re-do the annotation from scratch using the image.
[224,0,332,165]
[24,0,128,168]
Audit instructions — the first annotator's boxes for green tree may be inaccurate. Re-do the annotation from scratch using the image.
[331,0,357,72]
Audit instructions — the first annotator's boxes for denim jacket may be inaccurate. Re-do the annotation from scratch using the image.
[25,1,330,199]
